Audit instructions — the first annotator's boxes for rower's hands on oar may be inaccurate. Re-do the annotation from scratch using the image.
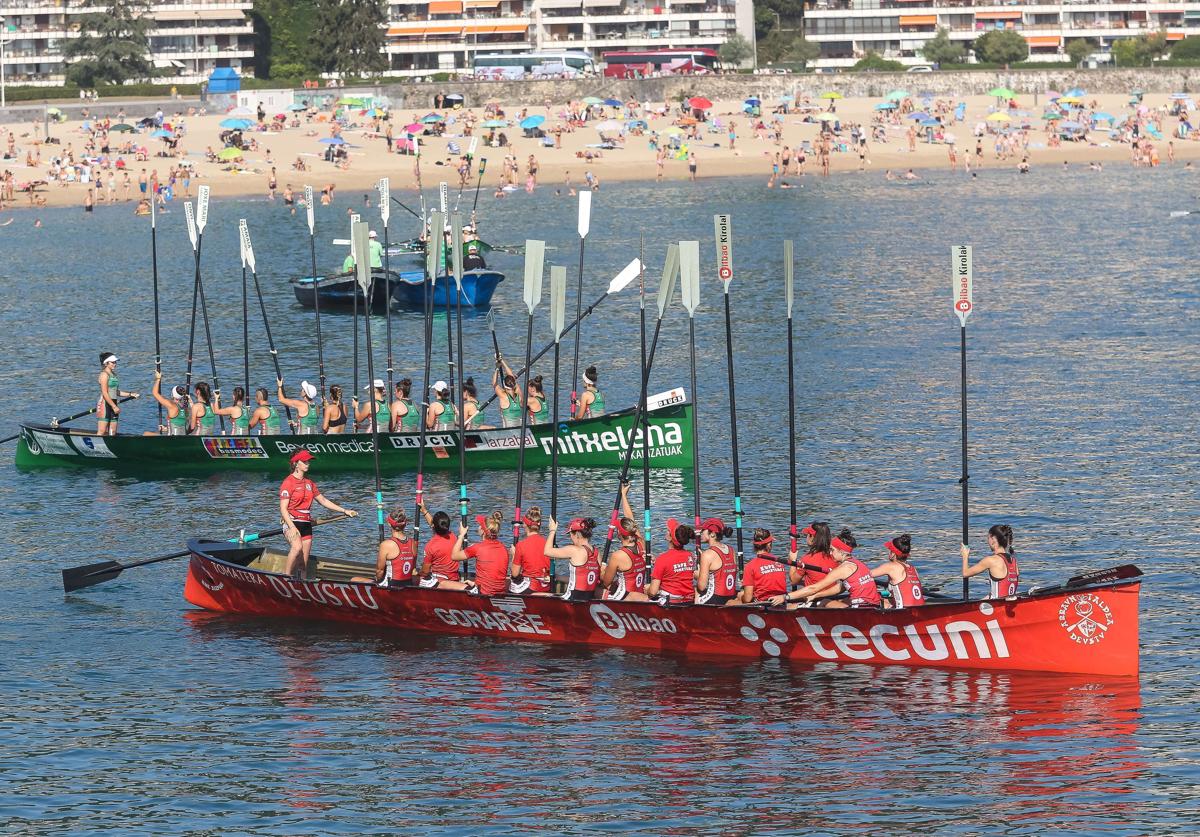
[960,544,971,571]
[767,594,788,607]
[547,517,558,534]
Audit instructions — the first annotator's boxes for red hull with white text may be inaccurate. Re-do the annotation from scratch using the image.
[185,540,1141,677]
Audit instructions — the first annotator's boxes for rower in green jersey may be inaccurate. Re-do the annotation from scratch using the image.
[191,381,217,435]
[527,375,550,425]
[493,359,523,428]
[250,387,282,435]
[426,380,459,430]
[96,352,139,436]
[575,364,605,420]
[354,379,391,432]
[278,378,320,435]
[146,369,188,436]
[390,378,420,432]
[462,377,491,429]
[214,386,251,435]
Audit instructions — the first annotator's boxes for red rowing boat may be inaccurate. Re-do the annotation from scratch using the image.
[184,539,1141,677]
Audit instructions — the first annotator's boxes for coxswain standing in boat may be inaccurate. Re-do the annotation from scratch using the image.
[770,529,881,609]
[389,378,420,433]
[739,529,788,603]
[545,517,601,601]
[342,229,385,273]
[213,386,250,435]
[351,508,416,587]
[510,507,551,594]
[191,382,216,435]
[278,379,320,435]
[354,378,391,432]
[493,360,523,428]
[426,381,459,430]
[453,512,511,595]
[249,387,282,435]
[695,517,738,605]
[599,482,648,601]
[322,384,348,434]
[279,449,357,580]
[574,365,605,419]
[416,502,472,591]
[961,524,1019,598]
[647,519,696,605]
[146,370,187,436]
[791,522,838,589]
[463,241,487,271]
[96,353,138,436]
[871,534,924,609]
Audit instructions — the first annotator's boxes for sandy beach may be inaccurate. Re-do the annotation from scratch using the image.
[2,89,1198,213]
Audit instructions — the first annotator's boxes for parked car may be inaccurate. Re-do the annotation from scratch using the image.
[907,64,934,73]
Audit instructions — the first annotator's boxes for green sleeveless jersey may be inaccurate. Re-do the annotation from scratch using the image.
[500,393,522,427]
[397,398,419,431]
[230,405,249,435]
[196,403,216,435]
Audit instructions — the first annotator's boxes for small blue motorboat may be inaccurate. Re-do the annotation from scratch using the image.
[291,269,401,312]
[390,269,505,310]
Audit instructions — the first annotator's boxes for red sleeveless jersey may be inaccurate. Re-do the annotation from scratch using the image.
[801,550,838,587]
[705,542,738,598]
[990,554,1019,598]
[887,562,923,608]
[279,475,318,522]
[652,548,696,601]
[841,556,882,606]
[388,535,416,583]
[566,545,600,595]
[606,545,646,600]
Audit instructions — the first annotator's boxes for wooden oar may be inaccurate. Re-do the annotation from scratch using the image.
[638,240,652,555]
[471,158,488,218]
[679,240,702,534]
[784,240,797,592]
[713,214,745,574]
[389,195,423,221]
[1,396,137,445]
[350,212,361,422]
[183,187,225,431]
[440,183,456,392]
[61,515,351,593]
[354,219,387,544]
[451,213,470,539]
[150,198,163,430]
[952,245,974,599]
[379,178,396,398]
[242,221,292,424]
[306,185,328,400]
[239,216,251,398]
[511,239,546,550]
[569,190,592,418]
[549,264,567,532]
[412,210,443,556]
[486,308,503,384]
[1025,564,1142,597]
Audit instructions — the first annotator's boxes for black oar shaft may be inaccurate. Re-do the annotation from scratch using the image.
[412,216,440,556]
[512,313,535,546]
[241,265,250,397]
[688,315,700,530]
[960,324,970,601]
[309,227,327,400]
[151,206,162,430]
[184,233,204,391]
[570,237,586,417]
[1,396,136,445]
[721,289,745,574]
[389,195,422,221]
[250,268,292,423]
[786,310,797,590]
[383,227,396,397]
[194,249,225,432]
[364,276,386,543]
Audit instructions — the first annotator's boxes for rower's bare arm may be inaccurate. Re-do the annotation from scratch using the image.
[375,541,390,583]
[315,494,355,516]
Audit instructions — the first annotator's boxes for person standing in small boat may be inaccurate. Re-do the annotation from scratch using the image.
[599,483,648,601]
[147,370,187,436]
[739,529,788,603]
[574,365,605,419]
[249,387,282,435]
[389,378,420,433]
[492,360,523,428]
[770,529,881,609]
[695,518,738,605]
[647,519,696,605]
[870,535,924,609]
[213,386,250,435]
[961,524,1019,598]
[545,517,601,601]
[527,375,550,425]
[278,379,320,435]
[354,379,391,432]
[322,384,348,434]
[416,502,471,590]
[426,381,458,430]
[279,449,356,580]
[96,353,138,436]
[191,382,217,435]
[462,377,491,429]
[351,507,416,587]
[453,512,510,596]
[510,507,551,594]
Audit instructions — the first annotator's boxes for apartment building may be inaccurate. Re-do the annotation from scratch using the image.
[383,0,756,76]
[0,0,254,86]
[802,0,1197,69]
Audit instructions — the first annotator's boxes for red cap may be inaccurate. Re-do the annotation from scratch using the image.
[831,537,854,554]
[567,518,589,533]
[700,517,725,535]
[665,517,682,546]
[885,539,907,558]
[801,525,816,537]
[475,514,488,530]
[290,449,314,464]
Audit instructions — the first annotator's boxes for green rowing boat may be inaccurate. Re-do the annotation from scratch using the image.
[14,403,693,475]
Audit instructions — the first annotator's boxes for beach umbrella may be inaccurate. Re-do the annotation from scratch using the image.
[918,117,939,127]
[583,96,604,105]
[287,103,307,111]
[318,136,346,145]
[404,122,423,134]
[906,111,930,120]
[1061,121,1083,131]
[445,93,464,102]
[885,89,910,101]
[1046,90,1062,100]
[482,119,508,128]
[220,117,253,130]
[337,97,366,106]
[986,112,1011,122]
[874,102,898,111]
[988,87,1016,99]
[1170,92,1191,100]
[779,94,794,102]
[110,123,135,133]
[520,115,545,129]
[664,126,684,135]
[421,114,444,124]
[1092,112,1115,123]
[603,98,623,107]
[1064,87,1085,98]
[595,119,622,133]
[626,118,648,129]
[1058,96,1082,105]
[216,147,243,160]
[815,112,838,122]
[229,106,254,117]
[745,97,761,106]
[819,91,842,100]
[151,128,174,138]
[687,96,713,110]
[1042,112,1063,121]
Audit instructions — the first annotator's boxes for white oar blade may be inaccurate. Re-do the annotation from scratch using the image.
[606,258,642,295]
[352,220,371,295]
[439,182,449,216]
[184,201,197,250]
[426,211,443,282]
[412,135,420,157]
[150,194,157,229]
[522,239,546,314]
[550,265,567,342]
[577,190,592,239]
[305,185,315,234]
[468,136,479,158]
[196,185,210,233]
[656,245,679,319]
[451,213,465,291]
[784,239,794,319]
[952,244,973,327]
[679,241,701,315]
[713,214,733,291]
[378,177,390,225]
[239,219,256,273]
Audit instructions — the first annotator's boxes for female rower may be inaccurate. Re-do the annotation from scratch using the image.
[493,359,523,428]
[961,524,1019,598]
[426,381,458,430]
[213,386,250,435]
[96,353,138,435]
[575,365,605,420]
[545,517,600,601]
[510,507,551,594]
[322,384,348,434]
[599,483,648,600]
[350,508,416,587]
[191,382,216,435]
[249,387,282,435]
[416,502,471,591]
[739,529,788,603]
[791,522,837,589]
[354,378,390,432]
[695,517,738,605]
[647,519,696,605]
[279,449,357,579]
[453,512,511,596]
[147,370,188,436]
[527,375,550,425]
[278,379,320,435]
[462,377,490,429]
[390,378,420,433]
[770,529,881,609]
[871,534,924,609]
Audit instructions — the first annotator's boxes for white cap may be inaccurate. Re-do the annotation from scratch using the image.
[431,380,448,392]
[365,378,385,390]
[102,354,118,364]
[369,230,378,239]
[300,380,318,399]
[171,385,186,399]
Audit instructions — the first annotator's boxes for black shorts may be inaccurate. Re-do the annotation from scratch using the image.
[699,594,734,606]
[295,521,313,540]
[564,589,595,602]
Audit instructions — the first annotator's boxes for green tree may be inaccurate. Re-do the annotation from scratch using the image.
[251,0,318,79]
[972,30,1029,66]
[850,51,904,72]
[757,31,820,67]
[719,33,754,68]
[921,28,965,65]
[1170,35,1200,60]
[783,36,821,69]
[1064,38,1094,67]
[1112,31,1169,67]
[311,0,387,79]
[63,0,153,87]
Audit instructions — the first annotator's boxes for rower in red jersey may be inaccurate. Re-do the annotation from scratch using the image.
[790,522,838,588]
[770,529,881,609]
[739,528,788,603]
[695,517,737,605]
[599,483,647,601]
[454,511,511,596]
[870,534,924,609]
[278,449,357,579]
[545,517,601,600]
[962,523,1019,598]
[351,508,416,587]
[647,518,696,605]
[417,502,471,591]
[510,507,551,594]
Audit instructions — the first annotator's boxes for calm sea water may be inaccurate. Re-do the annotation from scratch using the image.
[0,166,1197,834]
